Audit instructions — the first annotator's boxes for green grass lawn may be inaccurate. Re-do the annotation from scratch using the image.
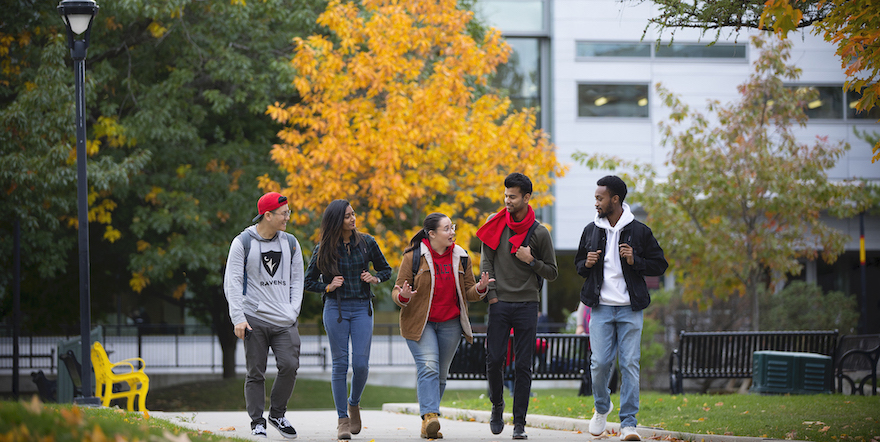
[0,398,245,442]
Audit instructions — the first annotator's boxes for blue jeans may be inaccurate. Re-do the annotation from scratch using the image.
[323,298,373,418]
[405,319,463,416]
[589,305,643,428]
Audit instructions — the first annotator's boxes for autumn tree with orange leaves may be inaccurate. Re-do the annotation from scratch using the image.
[266,0,566,266]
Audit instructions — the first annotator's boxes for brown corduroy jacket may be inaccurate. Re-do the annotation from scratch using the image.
[392,243,486,343]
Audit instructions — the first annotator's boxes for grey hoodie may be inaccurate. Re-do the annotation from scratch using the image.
[223,225,304,327]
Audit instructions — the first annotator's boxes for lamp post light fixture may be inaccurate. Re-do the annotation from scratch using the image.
[57,0,101,406]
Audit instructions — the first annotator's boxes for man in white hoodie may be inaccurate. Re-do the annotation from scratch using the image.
[574,176,667,441]
[224,192,304,439]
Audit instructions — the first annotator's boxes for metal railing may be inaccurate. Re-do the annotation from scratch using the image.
[0,323,416,374]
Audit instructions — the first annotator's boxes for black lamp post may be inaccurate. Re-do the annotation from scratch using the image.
[57,0,101,406]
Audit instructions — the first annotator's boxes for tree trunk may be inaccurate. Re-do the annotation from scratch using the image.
[210,286,238,378]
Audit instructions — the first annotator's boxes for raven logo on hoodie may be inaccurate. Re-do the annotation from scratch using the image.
[262,251,282,277]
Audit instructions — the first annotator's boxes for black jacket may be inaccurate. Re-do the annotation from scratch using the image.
[574,220,668,311]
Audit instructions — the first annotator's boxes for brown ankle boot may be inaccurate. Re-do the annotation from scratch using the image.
[348,403,362,434]
[421,413,442,439]
[337,417,351,440]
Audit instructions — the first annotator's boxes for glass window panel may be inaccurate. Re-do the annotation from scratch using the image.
[576,42,651,58]
[578,84,649,118]
[795,86,843,119]
[655,43,747,59]
[474,0,544,33]
[847,89,880,120]
[491,38,540,101]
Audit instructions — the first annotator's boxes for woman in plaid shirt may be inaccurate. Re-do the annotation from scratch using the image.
[304,199,392,440]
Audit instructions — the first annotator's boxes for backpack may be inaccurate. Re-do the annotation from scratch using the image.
[235,231,297,297]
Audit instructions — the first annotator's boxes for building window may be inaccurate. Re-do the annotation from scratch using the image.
[491,38,541,112]
[655,43,746,59]
[474,0,545,33]
[576,42,650,58]
[577,84,649,118]
[576,41,747,60]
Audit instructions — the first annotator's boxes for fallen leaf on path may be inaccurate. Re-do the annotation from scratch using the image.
[218,427,234,431]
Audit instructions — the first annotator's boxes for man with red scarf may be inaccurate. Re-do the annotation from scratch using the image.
[477,173,558,440]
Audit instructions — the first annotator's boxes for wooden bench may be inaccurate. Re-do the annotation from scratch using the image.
[668,330,839,394]
[448,333,591,395]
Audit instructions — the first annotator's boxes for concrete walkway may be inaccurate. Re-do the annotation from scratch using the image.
[149,405,791,442]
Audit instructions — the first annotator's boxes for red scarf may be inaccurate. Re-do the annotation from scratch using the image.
[476,206,536,254]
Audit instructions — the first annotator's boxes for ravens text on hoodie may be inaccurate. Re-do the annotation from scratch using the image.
[594,202,635,306]
[223,225,305,328]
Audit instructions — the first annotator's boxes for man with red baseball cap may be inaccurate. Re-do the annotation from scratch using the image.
[224,191,303,439]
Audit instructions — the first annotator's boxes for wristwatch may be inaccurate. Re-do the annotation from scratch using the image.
[529,259,536,267]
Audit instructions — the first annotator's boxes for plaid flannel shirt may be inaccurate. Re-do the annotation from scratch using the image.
[304,233,392,299]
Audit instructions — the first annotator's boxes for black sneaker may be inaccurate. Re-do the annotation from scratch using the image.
[512,423,527,440]
[268,415,298,439]
[251,423,267,438]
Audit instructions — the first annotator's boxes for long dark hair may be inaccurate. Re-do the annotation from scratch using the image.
[316,199,362,276]
[404,212,448,254]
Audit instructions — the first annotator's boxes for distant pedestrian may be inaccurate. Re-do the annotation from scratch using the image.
[393,212,492,439]
[223,192,303,439]
[575,176,667,441]
[477,172,558,440]
[304,199,392,440]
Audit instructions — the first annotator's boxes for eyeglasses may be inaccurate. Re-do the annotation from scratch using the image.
[272,210,291,218]
[443,223,456,233]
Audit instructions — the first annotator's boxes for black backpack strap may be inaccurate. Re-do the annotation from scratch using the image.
[521,221,544,289]
[411,245,421,281]
[236,232,251,297]
[521,220,540,248]
[590,223,601,252]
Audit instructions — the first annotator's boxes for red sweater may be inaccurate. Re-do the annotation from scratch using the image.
[426,239,460,322]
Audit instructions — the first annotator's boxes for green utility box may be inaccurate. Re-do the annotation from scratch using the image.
[751,350,833,395]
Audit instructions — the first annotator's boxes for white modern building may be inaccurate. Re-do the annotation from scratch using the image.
[476,0,880,332]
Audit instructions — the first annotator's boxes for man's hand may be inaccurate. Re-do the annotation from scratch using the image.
[584,250,602,268]
[234,321,252,340]
[619,243,634,265]
[515,245,534,264]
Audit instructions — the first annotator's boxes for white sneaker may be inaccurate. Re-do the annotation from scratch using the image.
[620,426,641,441]
[589,400,613,436]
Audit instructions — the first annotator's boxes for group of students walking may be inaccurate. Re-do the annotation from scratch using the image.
[223,173,667,441]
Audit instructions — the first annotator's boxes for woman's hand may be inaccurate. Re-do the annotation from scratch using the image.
[394,280,417,299]
[326,275,344,292]
[361,270,379,284]
[475,272,495,293]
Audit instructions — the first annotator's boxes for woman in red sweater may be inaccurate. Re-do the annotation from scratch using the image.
[393,213,493,439]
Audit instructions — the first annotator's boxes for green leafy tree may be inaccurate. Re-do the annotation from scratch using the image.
[1,0,327,377]
[759,281,859,332]
[575,37,875,330]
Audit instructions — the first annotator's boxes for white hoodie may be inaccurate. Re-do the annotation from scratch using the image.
[594,202,635,306]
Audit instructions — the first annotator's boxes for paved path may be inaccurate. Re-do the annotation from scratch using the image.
[149,404,790,442]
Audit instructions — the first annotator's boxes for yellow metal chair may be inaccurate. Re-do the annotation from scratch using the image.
[90,341,149,412]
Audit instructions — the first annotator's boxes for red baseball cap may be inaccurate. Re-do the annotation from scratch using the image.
[252,192,288,222]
